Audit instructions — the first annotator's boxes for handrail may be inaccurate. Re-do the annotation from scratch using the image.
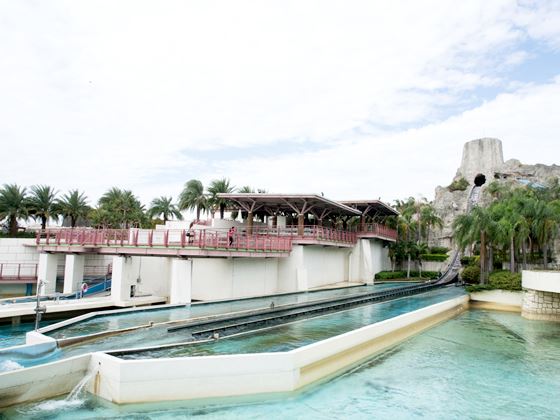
[36,228,293,253]
[0,263,38,282]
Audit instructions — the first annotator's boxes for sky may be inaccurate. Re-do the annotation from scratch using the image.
[1,0,560,208]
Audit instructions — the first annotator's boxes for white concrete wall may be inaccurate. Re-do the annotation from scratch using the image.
[0,238,39,263]
[301,246,348,288]
[0,354,91,408]
[91,294,468,404]
[137,257,170,298]
[369,240,391,277]
[192,258,280,301]
[277,246,303,292]
[522,270,560,293]
[469,290,522,310]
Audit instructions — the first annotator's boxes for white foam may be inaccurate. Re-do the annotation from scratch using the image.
[31,398,84,412]
[0,359,24,372]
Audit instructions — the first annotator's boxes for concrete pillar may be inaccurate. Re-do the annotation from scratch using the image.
[37,253,57,295]
[271,215,277,228]
[111,256,140,304]
[247,211,254,235]
[63,254,85,294]
[170,258,192,304]
[297,214,305,236]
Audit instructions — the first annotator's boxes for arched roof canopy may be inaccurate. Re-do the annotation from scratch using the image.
[338,200,399,218]
[217,193,362,220]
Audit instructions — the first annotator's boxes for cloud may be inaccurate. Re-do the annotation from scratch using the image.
[0,0,559,207]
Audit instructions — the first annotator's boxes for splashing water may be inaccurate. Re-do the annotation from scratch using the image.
[25,368,96,414]
[0,359,23,372]
[66,369,96,402]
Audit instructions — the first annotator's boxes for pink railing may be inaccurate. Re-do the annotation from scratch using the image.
[358,223,398,240]
[37,229,292,253]
[0,263,38,282]
[252,225,357,244]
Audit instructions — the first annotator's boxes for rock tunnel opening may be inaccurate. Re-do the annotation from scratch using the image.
[474,174,486,187]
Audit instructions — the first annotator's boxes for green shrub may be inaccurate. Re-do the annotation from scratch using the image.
[488,270,522,291]
[0,231,37,238]
[461,265,480,284]
[420,253,448,262]
[374,270,439,280]
[429,246,449,254]
[465,284,492,293]
[460,256,478,266]
[447,177,469,192]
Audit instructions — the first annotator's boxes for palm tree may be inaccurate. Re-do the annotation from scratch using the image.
[0,184,28,236]
[419,202,443,244]
[98,188,146,228]
[453,206,494,284]
[413,242,429,278]
[27,185,59,230]
[532,200,560,269]
[57,190,90,228]
[148,196,183,223]
[178,179,207,220]
[207,178,235,219]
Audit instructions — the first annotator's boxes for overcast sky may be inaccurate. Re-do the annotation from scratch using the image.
[1,0,560,207]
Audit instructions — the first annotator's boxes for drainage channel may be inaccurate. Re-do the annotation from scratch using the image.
[168,281,447,340]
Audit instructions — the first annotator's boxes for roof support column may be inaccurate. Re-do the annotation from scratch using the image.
[247,211,254,235]
[297,214,305,236]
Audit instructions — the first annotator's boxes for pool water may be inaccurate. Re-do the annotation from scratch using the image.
[3,286,463,368]
[4,310,559,419]
[45,282,413,339]
[119,286,464,359]
[0,320,59,349]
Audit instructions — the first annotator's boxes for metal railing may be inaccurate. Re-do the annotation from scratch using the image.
[0,263,38,282]
[252,225,357,244]
[357,223,398,240]
[36,228,293,253]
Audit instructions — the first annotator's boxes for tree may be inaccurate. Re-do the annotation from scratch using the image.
[57,190,90,228]
[97,188,147,228]
[453,206,495,284]
[413,242,429,278]
[419,202,443,244]
[178,179,207,220]
[207,178,235,219]
[147,196,183,223]
[27,185,59,230]
[532,200,560,269]
[0,184,28,236]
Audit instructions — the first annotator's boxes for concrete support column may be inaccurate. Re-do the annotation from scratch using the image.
[170,258,192,304]
[271,215,277,228]
[247,211,254,235]
[111,255,140,304]
[297,214,305,236]
[63,254,85,294]
[37,253,57,295]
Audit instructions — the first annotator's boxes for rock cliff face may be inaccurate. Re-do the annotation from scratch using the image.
[433,138,560,248]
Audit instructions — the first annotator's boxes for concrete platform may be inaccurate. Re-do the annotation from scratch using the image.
[0,295,167,323]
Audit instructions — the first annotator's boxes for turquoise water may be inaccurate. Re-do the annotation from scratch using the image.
[0,320,59,349]
[119,287,464,359]
[4,309,560,419]
[45,282,411,339]
[0,286,458,369]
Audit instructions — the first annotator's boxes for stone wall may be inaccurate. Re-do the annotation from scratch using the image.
[522,289,560,322]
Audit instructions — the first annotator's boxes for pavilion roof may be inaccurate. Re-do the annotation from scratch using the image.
[338,200,399,217]
[217,193,362,219]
